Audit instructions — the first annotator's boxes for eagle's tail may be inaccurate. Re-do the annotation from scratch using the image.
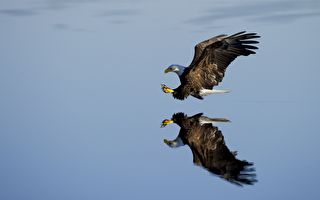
[212,89,231,94]
[199,88,230,96]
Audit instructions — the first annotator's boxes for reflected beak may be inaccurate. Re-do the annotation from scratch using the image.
[163,139,176,148]
[163,139,171,145]
[161,119,174,128]
[164,68,171,73]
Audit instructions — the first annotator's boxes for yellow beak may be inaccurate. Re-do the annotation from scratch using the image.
[164,68,171,73]
[161,119,174,128]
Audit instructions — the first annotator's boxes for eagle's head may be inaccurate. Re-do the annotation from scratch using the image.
[164,64,185,76]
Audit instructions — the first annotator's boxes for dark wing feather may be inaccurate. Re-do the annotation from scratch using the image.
[189,34,227,67]
[184,31,260,90]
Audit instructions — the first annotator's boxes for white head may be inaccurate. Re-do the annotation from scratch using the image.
[164,64,186,76]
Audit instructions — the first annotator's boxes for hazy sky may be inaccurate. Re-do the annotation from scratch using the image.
[0,0,320,199]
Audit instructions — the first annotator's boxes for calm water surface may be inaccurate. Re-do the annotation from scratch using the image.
[0,0,320,199]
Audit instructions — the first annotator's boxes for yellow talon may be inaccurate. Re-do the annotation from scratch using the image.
[161,84,174,93]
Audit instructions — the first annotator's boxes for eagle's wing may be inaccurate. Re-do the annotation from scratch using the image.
[189,34,227,67]
[185,31,260,89]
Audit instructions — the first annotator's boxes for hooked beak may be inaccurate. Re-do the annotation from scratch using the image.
[161,119,174,128]
[164,68,172,73]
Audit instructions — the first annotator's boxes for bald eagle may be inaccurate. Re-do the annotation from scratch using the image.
[161,112,257,186]
[161,31,260,100]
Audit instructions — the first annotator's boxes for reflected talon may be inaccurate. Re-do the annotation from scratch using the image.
[161,119,174,128]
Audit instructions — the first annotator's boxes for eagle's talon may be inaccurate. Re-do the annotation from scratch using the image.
[161,84,174,93]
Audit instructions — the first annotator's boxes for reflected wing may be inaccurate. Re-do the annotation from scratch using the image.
[185,31,260,89]
[188,124,257,186]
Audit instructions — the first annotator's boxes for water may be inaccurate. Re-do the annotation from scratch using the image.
[0,0,320,199]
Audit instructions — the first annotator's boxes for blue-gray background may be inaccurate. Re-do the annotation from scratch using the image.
[1,0,320,199]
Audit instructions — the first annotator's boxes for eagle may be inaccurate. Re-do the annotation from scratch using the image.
[161,112,257,186]
[161,31,260,100]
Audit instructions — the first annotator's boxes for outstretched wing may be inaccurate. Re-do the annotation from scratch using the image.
[189,34,227,67]
[184,31,260,90]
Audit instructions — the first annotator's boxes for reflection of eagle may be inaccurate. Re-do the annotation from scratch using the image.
[161,112,256,186]
[161,31,260,100]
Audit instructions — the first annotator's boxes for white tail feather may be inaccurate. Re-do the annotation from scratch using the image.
[199,88,231,96]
